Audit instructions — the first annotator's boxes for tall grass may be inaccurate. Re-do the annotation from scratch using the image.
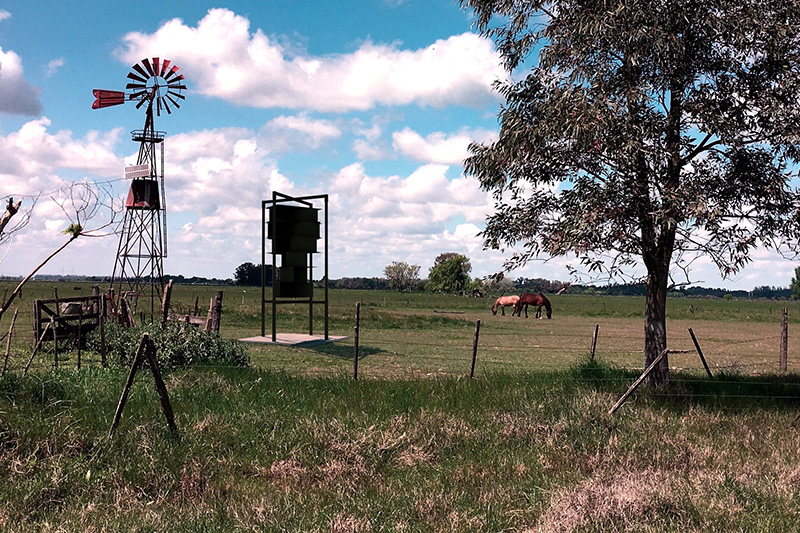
[2,361,800,531]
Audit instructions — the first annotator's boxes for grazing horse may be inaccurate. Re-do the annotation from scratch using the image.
[514,293,552,319]
[491,295,520,316]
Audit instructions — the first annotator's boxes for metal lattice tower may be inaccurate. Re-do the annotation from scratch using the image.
[92,58,186,316]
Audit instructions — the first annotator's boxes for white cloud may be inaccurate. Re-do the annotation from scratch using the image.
[0,10,9,22]
[115,8,504,113]
[260,114,341,152]
[45,58,64,77]
[0,46,43,116]
[392,127,495,164]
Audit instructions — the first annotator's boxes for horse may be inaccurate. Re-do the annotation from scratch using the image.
[514,293,552,319]
[491,295,520,316]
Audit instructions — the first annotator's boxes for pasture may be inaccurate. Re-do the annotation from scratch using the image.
[1,282,800,531]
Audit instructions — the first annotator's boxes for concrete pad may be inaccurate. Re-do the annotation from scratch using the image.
[238,334,348,347]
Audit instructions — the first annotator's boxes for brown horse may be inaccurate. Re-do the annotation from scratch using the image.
[514,293,552,319]
[491,295,519,316]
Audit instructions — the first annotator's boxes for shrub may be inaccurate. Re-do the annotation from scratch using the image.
[88,321,250,370]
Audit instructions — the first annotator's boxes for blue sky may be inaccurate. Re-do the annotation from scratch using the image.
[0,1,796,290]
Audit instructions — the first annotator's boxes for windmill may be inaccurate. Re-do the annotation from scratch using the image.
[93,58,186,316]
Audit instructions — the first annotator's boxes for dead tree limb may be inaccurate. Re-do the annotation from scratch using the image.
[0,198,21,239]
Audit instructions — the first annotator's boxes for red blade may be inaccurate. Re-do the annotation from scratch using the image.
[127,71,148,84]
[153,57,160,77]
[159,59,171,77]
[142,58,155,77]
[164,65,181,81]
[132,63,149,80]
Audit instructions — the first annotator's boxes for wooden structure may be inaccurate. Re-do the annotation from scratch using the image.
[33,292,105,350]
[160,280,224,333]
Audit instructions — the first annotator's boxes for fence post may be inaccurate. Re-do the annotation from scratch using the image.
[77,307,83,370]
[470,320,481,378]
[109,333,148,438]
[609,349,668,415]
[354,302,360,380]
[51,316,58,369]
[590,323,599,360]
[1,309,18,375]
[780,308,788,372]
[688,328,713,378]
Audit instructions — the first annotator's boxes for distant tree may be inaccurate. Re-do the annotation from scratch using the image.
[234,262,267,286]
[791,267,800,300]
[384,261,421,292]
[427,253,472,293]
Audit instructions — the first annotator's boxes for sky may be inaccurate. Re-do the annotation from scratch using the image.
[0,0,796,290]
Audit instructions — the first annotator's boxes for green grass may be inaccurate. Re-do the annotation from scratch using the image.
[2,283,800,530]
[2,363,800,531]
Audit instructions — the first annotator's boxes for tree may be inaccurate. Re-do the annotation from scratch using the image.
[790,267,800,300]
[0,181,119,323]
[426,253,472,293]
[384,261,421,292]
[461,0,800,384]
[234,262,271,286]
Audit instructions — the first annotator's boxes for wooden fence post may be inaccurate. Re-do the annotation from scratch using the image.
[109,333,177,438]
[780,308,788,372]
[688,328,712,378]
[470,320,481,378]
[609,349,669,415]
[77,307,83,370]
[24,322,51,375]
[144,336,177,433]
[590,323,599,360]
[354,302,360,380]
[109,334,148,438]
[206,291,224,332]
[1,309,18,375]
[161,279,173,326]
[51,316,58,369]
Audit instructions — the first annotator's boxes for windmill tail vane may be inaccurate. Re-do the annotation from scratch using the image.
[92,57,186,116]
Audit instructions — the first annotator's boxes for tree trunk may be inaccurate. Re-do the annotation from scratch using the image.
[643,258,670,385]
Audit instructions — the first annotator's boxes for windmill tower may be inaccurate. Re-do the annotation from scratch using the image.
[92,58,186,316]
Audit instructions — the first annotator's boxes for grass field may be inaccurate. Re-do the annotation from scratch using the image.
[1,283,800,531]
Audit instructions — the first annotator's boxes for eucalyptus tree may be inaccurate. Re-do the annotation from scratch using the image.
[427,253,472,293]
[384,261,421,292]
[460,0,800,384]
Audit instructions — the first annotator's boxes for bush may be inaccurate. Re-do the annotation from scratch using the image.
[88,321,250,370]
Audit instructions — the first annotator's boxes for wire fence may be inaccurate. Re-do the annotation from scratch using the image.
[3,301,800,406]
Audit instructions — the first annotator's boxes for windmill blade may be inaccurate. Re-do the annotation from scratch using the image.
[159,59,171,77]
[161,97,172,114]
[165,94,181,109]
[135,98,148,109]
[129,90,148,101]
[142,58,155,77]
[164,65,182,81]
[131,63,149,80]
[167,83,187,93]
[156,96,162,116]
[127,71,148,84]
[126,82,147,90]
[152,57,160,77]
[166,90,185,100]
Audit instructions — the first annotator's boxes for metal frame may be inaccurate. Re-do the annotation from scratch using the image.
[261,192,329,341]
